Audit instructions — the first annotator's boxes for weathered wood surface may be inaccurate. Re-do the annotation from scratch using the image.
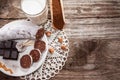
[63,0,120,39]
[0,0,120,80]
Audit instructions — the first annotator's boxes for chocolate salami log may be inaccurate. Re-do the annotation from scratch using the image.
[0,20,40,41]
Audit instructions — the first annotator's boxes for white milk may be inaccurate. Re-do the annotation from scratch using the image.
[21,0,48,25]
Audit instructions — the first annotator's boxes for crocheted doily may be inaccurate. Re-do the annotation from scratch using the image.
[20,20,69,80]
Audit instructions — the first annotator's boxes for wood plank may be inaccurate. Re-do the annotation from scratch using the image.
[0,20,119,39]
[65,18,120,24]
[63,0,120,3]
[63,1,120,18]
[64,24,120,39]
[51,70,120,80]
[1,0,120,18]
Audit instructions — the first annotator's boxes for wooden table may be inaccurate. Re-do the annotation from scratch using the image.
[0,0,120,80]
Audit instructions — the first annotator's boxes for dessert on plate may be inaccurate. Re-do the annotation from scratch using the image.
[0,20,48,76]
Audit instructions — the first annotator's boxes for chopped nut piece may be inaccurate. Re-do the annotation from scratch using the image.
[61,45,67,50]
[49,47,54,54]
[46,31,51,37]
[58,37,63,43]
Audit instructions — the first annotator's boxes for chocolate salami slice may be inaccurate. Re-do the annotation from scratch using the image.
[30,49,41,62]
[36,28,45,40]
[20,55,32,68]
[34,40,46,53]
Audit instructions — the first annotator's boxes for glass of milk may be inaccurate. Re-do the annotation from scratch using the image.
[21,0,48,25]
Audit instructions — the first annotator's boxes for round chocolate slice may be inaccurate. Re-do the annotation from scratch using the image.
[30,49,41,62]
[20,55,32,68]
[34,40,46,53]
[36,28,45,39]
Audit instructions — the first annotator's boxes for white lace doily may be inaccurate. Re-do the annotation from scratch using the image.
[20,20,69,80]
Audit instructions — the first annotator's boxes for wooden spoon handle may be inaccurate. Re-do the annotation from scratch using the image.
[50,0,65,30]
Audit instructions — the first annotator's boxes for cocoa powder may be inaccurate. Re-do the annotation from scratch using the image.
[52,0,65,30]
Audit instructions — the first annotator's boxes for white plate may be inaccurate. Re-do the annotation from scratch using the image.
[0,20,48,77]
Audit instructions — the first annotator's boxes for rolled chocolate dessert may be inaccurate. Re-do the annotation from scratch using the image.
[0,20,40,41]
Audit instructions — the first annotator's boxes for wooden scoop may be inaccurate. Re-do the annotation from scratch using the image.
[50,0,65,30]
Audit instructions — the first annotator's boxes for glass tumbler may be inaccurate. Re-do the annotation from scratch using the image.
[21,0,48,25]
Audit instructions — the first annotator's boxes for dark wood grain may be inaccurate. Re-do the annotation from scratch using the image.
[0,0,120,80]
